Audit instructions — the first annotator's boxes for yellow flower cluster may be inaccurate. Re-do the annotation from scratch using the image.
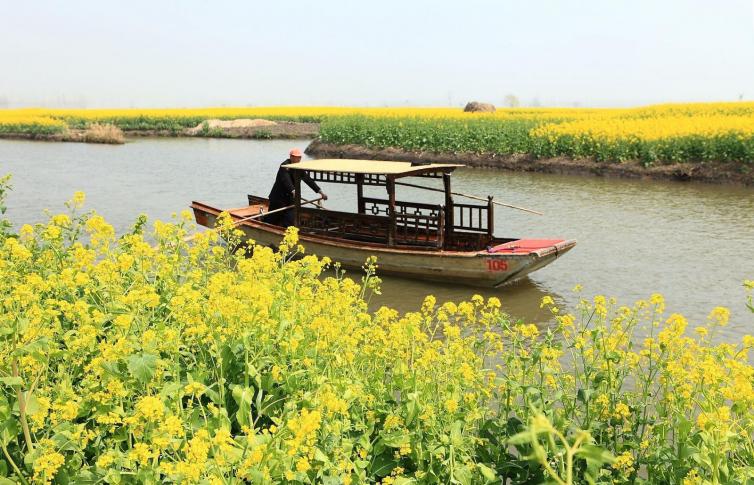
[531,114,754,142]
[0,181,752,484]
[0,111,66,133]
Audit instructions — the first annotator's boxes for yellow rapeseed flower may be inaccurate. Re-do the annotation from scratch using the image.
[707,306,731,326]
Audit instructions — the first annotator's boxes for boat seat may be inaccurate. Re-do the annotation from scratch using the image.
[228,205,265,218]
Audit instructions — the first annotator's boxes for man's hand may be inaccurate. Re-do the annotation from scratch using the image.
[319,191,329,201]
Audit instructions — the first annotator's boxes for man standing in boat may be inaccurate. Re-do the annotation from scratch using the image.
[266,148,328,227]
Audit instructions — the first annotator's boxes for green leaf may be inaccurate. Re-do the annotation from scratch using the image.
[453,465,473,485]
[12,337,53,361]
[577,388,594,404]
[379,430,409,448]
[24,393,41,415]
[16,318,29,333]
[0,377,22,387]
[314,447,331,466]
[676,416,693,437]
[255,388,264,418]
[0,417,19,446]
[575,443,615,467]
[606,351,622,363]
[478,463,498,483]
[524,386,541,396]
[0,396,9,420]
[369,452,397,477]
[231,385,254,428]
[405,398,419,426]
[508,430,534,446]
[160,382,182,397]
[679,445,699,459]
[450,420,464,448]
[100,361,125,380]
[204,386,222,405]
[127,353,158,384]
[392,478,415,485]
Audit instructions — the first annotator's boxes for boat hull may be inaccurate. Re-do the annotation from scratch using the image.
[191,201,575,288]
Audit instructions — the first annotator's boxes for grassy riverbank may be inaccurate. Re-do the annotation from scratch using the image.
[305,140,754,185]
[317,109,754,167]
[1,103,753,177]
[1,175,753,484]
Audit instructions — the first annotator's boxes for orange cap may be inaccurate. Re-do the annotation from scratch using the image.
[289,148,303,157]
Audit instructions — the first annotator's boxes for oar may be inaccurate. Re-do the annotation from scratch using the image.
[183,196,325,243]
[395,181,543,216]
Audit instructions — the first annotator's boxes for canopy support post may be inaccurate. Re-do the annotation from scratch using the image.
[356,173,365,214]
[387,176,396,246]
[443,172,453,249]
[487,195,494,244]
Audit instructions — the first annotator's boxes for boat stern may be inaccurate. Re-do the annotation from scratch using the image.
[191,201,218,228]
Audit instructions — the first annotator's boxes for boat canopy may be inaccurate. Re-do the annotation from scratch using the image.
[283,158,490,249]
[285,159,463,178]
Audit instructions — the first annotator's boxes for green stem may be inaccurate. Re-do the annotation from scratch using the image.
[11,361,34,453]
[536,437,567,485]
[1,442,30,485]
[712,453,720,485]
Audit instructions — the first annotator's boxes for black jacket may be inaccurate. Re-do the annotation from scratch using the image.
[267,159,321,210]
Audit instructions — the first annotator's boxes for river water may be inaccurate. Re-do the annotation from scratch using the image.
[1,138,752,340]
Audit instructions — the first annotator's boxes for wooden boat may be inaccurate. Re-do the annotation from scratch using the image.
[191,159,576,287]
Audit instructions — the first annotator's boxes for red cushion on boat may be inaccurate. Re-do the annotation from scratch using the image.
[488,239,564,254]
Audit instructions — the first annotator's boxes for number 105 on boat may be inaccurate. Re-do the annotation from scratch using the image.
[486,259,509,271]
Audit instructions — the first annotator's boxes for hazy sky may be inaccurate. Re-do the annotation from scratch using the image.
[2,0,754,108]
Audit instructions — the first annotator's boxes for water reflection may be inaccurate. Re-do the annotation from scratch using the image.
[373,274,560,323]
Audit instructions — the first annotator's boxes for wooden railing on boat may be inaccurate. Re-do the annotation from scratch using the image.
[358,196,492,249]
[360,197,445,248]
[249,190,494,251]
[453,202,490,232]
[298,207,389,244]
[362,197,441,221]
[297,205,445,249]
[395,209,444,248]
